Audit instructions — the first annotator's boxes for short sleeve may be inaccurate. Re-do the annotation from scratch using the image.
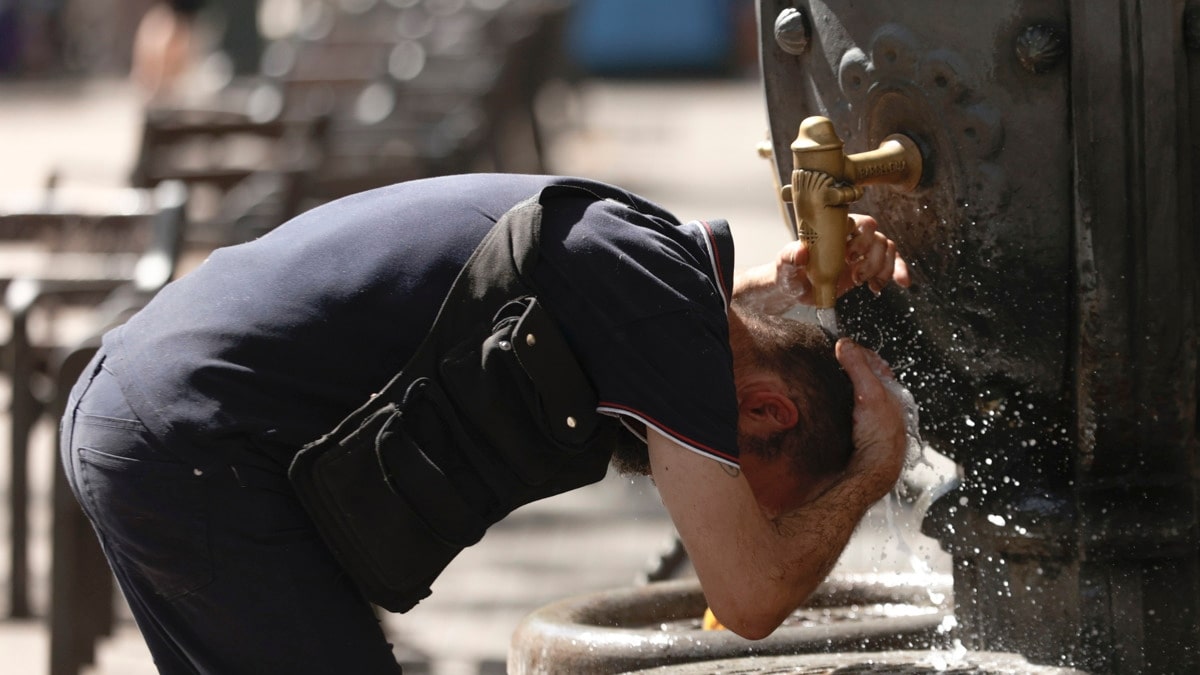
[531,189,740,466]
[595,308,739,466]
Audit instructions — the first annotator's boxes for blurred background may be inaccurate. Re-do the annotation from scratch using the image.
[0,1,952,673]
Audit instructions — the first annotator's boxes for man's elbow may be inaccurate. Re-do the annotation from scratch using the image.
[705,595,792,641]
[704,570,826,640]
[725,616,782,641]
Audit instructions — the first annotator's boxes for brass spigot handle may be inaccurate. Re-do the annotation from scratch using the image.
[778,117,923,308]
[846,134,923,191]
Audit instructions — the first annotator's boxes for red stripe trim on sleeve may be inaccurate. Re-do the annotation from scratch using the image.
[598,401,739,467]
[696,220,730,309]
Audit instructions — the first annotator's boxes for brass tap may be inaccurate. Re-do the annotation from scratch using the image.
[778,116,923,308]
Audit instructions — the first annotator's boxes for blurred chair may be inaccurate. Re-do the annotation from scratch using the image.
[130,105,329,247]
[1,181,188,625]
[248,0,572,200]
[475,0,573,175]
[256,9,487,197]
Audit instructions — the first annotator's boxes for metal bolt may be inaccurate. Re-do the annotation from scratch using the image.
[774,7,810,56]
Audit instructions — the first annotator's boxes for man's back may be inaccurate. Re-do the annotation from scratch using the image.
[104,173,738,466]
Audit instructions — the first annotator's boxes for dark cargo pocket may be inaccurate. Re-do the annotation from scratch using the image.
[289,377,494,613]
[375,378,491,546]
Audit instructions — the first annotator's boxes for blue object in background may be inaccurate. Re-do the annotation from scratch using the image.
[566,0,738,75]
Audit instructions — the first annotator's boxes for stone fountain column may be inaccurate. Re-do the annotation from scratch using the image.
[756,2,1199,673]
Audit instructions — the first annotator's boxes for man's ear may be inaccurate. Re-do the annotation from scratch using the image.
[738,388,799,434]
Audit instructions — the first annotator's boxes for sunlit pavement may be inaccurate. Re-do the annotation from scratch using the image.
[0,74,951,674]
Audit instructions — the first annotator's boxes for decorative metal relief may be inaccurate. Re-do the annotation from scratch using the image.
[833,23,1008,214]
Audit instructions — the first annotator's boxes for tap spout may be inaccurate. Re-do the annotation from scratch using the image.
[779,117,923,308]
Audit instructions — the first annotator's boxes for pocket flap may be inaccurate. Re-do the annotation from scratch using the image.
[509,298,599,445]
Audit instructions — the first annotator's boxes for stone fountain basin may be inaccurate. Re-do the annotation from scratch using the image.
[617,650,1090,674]
[509,572,953,675]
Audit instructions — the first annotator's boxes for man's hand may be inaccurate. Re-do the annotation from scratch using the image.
[733,214,911,313]
[835,338,907,497]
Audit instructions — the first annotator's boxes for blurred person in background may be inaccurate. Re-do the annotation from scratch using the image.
[132,0,260,98]
[132,0,203,96]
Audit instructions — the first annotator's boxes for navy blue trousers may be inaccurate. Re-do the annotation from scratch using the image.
[59,353,405,674]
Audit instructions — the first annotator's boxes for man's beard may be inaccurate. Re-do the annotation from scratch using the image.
[609,436,652,476]
[737,429,777,461]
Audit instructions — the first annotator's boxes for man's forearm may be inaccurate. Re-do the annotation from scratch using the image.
[763,467,893,599]
[649,432,896,640]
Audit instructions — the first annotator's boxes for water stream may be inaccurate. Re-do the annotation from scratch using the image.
[815,306,840,339]
[877,367,959,648]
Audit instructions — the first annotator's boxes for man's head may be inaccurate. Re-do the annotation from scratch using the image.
[729,307,855,518]
[607,306,856,519]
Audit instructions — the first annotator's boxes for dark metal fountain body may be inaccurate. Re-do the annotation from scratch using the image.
[756,1,1200,672]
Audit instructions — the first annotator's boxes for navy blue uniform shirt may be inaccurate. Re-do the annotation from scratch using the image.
[104,174,739,467]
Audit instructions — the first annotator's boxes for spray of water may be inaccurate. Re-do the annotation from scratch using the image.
[815,307,840,340]
[875,367,955,609]
[777,261,808,298]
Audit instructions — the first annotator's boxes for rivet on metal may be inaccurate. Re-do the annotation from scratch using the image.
[774,7,810,56]
[1015,24,1066,74]
[566,416,577,429]
[498,340,512,351]
[525,333,537,347]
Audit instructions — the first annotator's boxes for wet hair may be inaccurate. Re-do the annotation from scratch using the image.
[608,309,854,480]
[737,311,855,482]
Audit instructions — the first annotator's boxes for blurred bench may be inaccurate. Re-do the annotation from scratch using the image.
[127,0,572,214]
[1,181,188,627]
[249,0,571,200]
[130,106,329,247]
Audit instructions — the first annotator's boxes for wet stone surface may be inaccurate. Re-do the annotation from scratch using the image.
[656,603,941,632]
[618,650,1090,674]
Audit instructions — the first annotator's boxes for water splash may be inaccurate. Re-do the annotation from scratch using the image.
[815,306,840,339]
[877,372,954,607]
